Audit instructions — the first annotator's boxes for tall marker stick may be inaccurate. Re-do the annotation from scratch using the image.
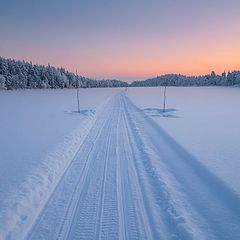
[76,70,80,113]
[163,86,167,113]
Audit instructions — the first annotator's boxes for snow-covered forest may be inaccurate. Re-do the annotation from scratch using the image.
[0,57,128,90]
[130,71,240,87]
[1,57,240,90]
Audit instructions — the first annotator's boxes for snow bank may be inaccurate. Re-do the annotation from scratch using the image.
[0,95,112,240]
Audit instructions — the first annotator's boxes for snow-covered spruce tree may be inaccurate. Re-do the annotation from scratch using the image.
[0,74,6,89]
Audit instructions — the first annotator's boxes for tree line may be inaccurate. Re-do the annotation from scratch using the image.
[130,71,240,87]
[0,57,128,90]
[1,56,240,89]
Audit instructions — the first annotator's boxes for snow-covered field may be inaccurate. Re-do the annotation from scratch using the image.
[127,87,240,195]
[0,87,240,239]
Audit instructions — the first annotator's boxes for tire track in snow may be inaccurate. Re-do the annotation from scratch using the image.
[66,95,120,240]
[117,98,147,240]
[122,94,182,239]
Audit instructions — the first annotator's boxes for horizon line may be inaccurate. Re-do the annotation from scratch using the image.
[1,55,239,84]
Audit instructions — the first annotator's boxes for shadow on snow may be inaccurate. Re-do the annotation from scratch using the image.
[64,109,96,117]
[141,108,180,118]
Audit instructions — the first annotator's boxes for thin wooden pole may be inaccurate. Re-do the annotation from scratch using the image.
[76,70,80,113]
[163,86,167,113]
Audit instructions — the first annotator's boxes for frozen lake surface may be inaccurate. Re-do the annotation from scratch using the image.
[0,87,240,239]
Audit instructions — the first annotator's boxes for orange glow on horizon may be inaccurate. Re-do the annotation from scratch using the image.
[9,48,239,82]
[2,19,240,82]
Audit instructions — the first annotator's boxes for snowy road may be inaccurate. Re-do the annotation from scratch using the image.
[27,92,240,240]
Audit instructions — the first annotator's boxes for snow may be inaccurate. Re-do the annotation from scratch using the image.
[127,87,240,196]
[0,88,119,239]
[0,87,240,239]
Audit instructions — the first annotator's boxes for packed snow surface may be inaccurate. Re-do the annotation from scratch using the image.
[0,87,240,239]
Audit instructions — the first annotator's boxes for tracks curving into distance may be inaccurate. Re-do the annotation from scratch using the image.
[28,92,240,240]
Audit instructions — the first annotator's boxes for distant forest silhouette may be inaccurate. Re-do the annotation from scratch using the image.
[0,57,239,90]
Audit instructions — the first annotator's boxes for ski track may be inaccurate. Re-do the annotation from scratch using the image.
[27,91,240,240]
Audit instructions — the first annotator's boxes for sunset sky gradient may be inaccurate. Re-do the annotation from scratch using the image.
[1,0,240,81]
